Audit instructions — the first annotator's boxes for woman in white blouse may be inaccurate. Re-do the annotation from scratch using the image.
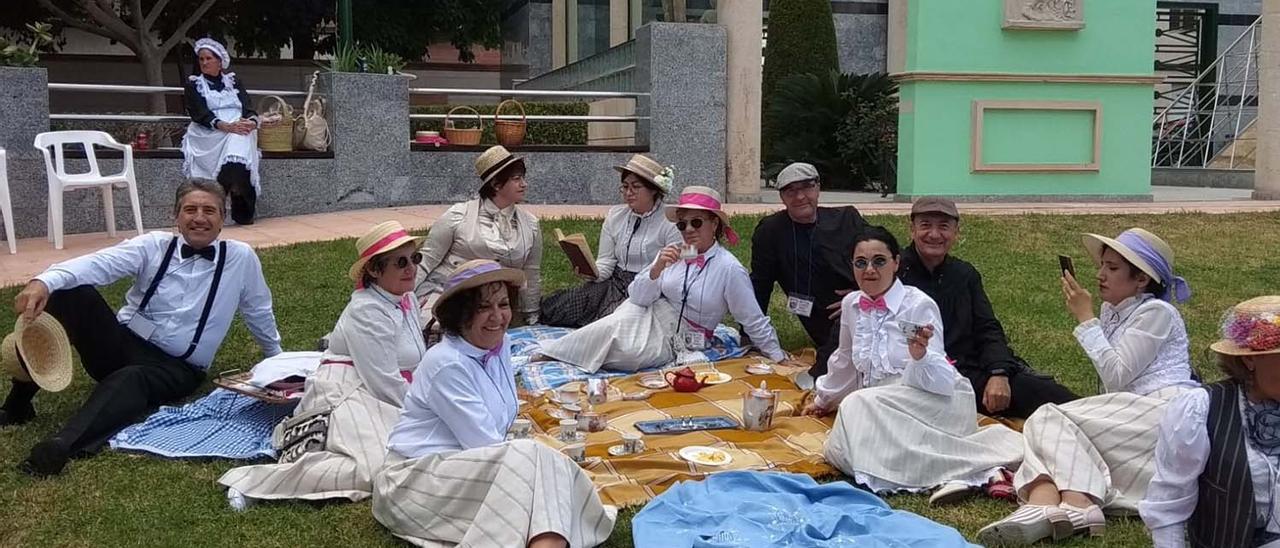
[538,186,799,372]
[415,146,542,326]
[1141,296,1280,548]
[373,259,615,548]
[802,225,1023,494]
[219,221,427,505]
[540,154,682,327]
[979,227,1198,546]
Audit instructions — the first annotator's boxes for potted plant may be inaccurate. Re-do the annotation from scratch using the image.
[1,22,55,156]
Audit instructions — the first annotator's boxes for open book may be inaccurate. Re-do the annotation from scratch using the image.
[554,228,599,279]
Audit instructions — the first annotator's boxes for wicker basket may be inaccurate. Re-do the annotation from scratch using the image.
[443,106,483,146]
[494,99,527,147]
[257,95,295,152]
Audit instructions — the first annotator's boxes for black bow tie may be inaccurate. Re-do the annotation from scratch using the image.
[181,244,216,261]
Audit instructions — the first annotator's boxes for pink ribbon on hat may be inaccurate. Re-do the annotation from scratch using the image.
[354,229,414,289]
[676,193,740,245]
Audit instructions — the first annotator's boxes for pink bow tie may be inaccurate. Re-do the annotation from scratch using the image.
[858,295,888,313]
[684,255,706,268]
[482,345,502,364]
[399,294,413,313]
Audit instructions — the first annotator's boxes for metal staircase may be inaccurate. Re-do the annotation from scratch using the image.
[1152,17,1260,169]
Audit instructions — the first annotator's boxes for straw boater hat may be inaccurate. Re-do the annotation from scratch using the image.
[474,145,526,185]
[348,221,426,284]
[665,185,740,245]
[431,259,526,318]
[613,154,673,193]
[1,315,73,392]
[1082,228,1173,285]
[1211,296,1280,357]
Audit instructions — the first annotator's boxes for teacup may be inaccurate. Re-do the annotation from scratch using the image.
[509,418,532,439]
[556,385,579,404]
[622,432,645,454]
[561,442,586,463]
[579,412,607,432]
[558,419,579,442]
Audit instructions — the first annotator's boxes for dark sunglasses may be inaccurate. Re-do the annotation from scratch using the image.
[380,252,424,269]
[852,256,890,271]
[676,218,707,231]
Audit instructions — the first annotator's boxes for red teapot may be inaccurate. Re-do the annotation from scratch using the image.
[664,367,710,393]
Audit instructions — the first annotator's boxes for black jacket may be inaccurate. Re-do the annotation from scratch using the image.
[183,72,257,130]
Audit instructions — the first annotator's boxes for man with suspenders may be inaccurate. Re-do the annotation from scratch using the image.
[3,179,282,477]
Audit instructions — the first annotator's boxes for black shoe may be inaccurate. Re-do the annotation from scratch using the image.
[0,404,35,427]
[19,439,70,478]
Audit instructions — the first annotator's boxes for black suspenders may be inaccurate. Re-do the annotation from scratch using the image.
[134,237,228,361]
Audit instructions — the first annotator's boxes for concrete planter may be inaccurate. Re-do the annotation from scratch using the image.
[0,66,50,159]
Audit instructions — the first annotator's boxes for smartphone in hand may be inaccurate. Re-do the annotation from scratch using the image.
[1058,255,1076,278]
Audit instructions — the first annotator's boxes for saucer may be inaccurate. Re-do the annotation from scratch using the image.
[558,431,586,443]
[745,364,774,375]
[548,407,576,420]
[679,446,732,466]
[607,444,634,457]
[638,376,668,389]
[697,372,732,385]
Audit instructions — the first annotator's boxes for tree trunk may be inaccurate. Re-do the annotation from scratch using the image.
[292,31,316,59]
[138,48,167,114]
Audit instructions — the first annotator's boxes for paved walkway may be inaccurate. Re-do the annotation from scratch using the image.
[2,188,1278,287]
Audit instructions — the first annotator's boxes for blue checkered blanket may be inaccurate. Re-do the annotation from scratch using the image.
[109,389,298,461]
[511,324,748,392]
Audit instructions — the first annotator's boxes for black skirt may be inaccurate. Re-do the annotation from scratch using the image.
[538,270,637,328]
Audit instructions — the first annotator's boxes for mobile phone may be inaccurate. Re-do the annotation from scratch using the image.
[1058,255,1075,278]
[899,320,925,339]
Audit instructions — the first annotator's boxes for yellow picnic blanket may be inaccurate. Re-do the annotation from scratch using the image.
[525,354,836,507]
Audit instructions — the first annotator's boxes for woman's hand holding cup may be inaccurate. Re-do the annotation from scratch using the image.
[649,244,683,280]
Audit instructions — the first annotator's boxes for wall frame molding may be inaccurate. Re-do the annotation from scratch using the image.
[971,100,1103,172]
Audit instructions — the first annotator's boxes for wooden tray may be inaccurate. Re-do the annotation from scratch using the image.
[212,370,297,405]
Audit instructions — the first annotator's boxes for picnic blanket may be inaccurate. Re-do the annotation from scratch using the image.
[109,389,297,460]
[524,354,837,507]
[511,324,750,392]
[632,471,979,547]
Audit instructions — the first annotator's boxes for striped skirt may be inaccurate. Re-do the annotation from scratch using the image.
[539,271,636,328]
[825,376,1025,492]
[1014,385,1190,512]
[538,299,679,374]
[217,362,401,501]
[372,440,616,548]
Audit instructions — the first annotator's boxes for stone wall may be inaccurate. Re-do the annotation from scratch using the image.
[831,1,889,75]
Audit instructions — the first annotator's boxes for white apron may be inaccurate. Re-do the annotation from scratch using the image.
[181,73,262,194]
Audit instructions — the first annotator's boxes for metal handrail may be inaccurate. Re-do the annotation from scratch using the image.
[50,114,191,122]
[410,114,644,122]
[49,82,308,97]
[408,87,645,99]
[1153,17,1260,123]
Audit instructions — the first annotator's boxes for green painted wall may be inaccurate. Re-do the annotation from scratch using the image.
[898,0,1157,199]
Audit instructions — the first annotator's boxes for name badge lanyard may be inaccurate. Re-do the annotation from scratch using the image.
[621,216,643,273]
[676,257,714,339]
[135,237,228,360]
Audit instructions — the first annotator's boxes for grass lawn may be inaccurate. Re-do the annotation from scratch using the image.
[1,210,1277,547]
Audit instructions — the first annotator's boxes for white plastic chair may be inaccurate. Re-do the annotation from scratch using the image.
[34,131,144,250]
[0,148,15,254]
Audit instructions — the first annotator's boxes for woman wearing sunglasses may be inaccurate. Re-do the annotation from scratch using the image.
[538,186,799,372]
[804,226,1024,496]
[219,221,429,507]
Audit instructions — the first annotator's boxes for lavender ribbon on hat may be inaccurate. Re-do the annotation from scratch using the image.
[445,261,502,291]
[1115,231,1191,303]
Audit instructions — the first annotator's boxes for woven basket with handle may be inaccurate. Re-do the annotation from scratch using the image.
[494,99,527,147]
[443,106,483,146]
[257,95,295,152]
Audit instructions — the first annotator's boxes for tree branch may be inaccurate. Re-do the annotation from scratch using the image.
[129,0,146,34]
[143,0,173,30]
[75,0,142,50]
[159,0,221,55]
[36,0,132,46]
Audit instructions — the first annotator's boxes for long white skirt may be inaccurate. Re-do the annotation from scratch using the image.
[1014,385,1189,513]
[373,440,616,548]
[539,299,679,374]
[181,122,262,194]
[217,362,400,501]
[825,376,1025,492]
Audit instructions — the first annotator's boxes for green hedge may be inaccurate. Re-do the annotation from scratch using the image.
[410,102,589,146]
[761,0,840,159]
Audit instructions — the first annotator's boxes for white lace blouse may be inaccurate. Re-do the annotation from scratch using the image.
[595,203,682,280]
[1071,294,1196,397]
[813,280,958,410]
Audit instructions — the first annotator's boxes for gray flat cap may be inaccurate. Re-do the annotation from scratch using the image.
[776,162,819,190]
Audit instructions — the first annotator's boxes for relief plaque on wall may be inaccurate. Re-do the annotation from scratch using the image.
[1003,0,1084,30]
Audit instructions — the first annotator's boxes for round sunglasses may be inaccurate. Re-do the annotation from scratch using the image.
[852,256,891,271]
[378,252,424,269]
[676,218,713,231]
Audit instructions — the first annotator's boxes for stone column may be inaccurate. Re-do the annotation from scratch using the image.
[1256,0,1280,200]
[719,0,762,202]
[0,67,50,159]
[316,72,413,211]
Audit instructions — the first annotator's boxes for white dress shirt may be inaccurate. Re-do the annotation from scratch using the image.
[1141,388,1280,547]
[627,243,786,361]
[324,285,424,407]
[1072,294,1197,396]
[813,279,957,410]
[387,334,518,459]
[35,231,282,369]
[595,203,682,279]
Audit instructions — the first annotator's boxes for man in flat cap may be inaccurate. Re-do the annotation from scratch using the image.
[748,163,866,376]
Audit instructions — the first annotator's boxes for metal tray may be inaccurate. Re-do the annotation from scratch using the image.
[634,416,739,435]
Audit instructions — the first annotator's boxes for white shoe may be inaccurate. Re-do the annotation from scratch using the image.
[976,505,1074,546]
[929,481,975,506]
[227,487,254,512]
[1059,503,1106,537]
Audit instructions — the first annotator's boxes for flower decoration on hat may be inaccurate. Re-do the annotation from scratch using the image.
[653,166,675,193]
[1223,309,1280,352]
